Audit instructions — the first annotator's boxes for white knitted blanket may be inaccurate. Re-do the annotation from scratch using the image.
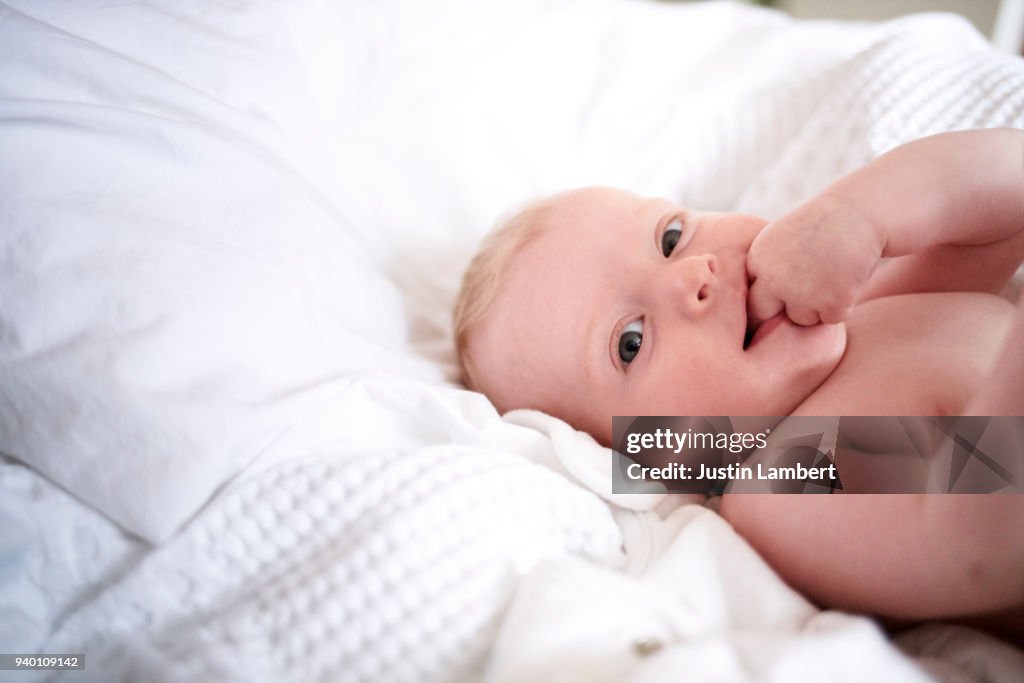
[2,1,1023,682]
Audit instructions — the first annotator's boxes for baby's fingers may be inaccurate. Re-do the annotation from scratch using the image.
[784,303,821,327]
[819,303,855,325]
[746,279,784,327]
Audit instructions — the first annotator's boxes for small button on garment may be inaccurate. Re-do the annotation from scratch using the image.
[632,636,664,657]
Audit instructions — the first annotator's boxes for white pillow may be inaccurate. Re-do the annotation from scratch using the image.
[0,1,436,541]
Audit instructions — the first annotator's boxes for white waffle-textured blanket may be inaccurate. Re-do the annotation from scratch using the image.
[2,1,1024,682]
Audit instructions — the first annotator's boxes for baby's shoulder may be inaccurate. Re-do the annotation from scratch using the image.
[793,292,1015,416]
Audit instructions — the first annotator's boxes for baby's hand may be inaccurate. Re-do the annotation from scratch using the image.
[746,194,884,327]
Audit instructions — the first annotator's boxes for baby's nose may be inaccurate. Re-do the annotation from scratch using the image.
[673,254,719,316]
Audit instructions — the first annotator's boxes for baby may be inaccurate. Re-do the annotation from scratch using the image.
[454,129,1024,643]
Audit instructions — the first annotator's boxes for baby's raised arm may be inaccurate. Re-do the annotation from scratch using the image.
[848,128,1024,301]
[748,128,1024,325]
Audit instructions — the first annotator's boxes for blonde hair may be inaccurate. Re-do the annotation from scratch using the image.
[452,197,557,389]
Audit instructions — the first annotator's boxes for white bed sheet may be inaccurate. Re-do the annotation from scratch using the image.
[1,0,1023,681]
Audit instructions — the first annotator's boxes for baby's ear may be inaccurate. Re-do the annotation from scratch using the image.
[453,339,477,390]
[458,364,475,390]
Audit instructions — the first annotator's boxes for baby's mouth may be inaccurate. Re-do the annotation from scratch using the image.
[744,313,788,350]
[742,313,765,350]
[741,276,780,350]
[742,267,756,350]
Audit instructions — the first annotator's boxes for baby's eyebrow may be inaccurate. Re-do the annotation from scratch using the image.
[640,197,664,219]
[582,304,603,385]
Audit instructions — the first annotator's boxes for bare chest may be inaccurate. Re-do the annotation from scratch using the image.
[793,293,1014,416]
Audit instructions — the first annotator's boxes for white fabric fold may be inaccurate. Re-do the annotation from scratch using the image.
[487,508,933,683]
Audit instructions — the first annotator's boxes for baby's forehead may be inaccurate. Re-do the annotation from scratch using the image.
[514,192,661,266]
[471,231,597,405]
[542,186,659,224]
[495,192,672,317]
[480,188,680,347]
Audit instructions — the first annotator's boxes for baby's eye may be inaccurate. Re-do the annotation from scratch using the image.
[661,220,684,257]
[618,320,644,365]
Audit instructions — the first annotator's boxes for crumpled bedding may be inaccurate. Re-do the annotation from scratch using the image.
[1,1,1023,681]
[488,506,931,683]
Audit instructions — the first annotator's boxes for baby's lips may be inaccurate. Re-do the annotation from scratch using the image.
[745,312,788,350]
[745,279,784,330]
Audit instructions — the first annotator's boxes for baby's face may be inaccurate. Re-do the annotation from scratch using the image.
[469,187,846,445]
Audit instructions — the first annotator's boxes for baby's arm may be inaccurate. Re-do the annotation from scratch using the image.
[748,128,1024,325]
[845,128,1024,301]
[719,493,1024,622]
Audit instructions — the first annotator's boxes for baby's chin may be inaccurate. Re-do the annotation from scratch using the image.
[748,318,848,413]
